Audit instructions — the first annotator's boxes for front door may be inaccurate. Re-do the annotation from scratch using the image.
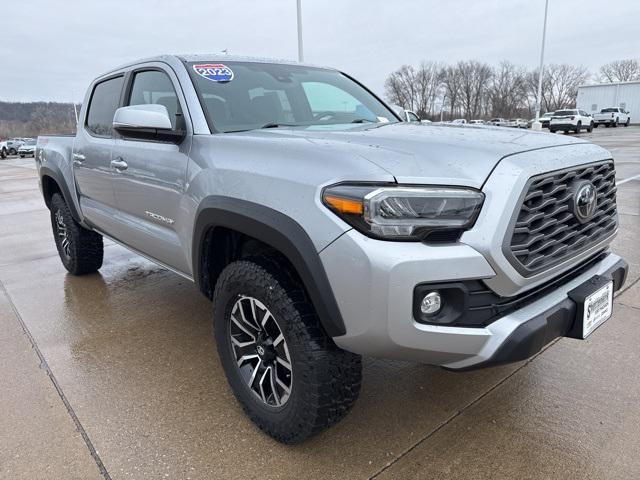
[110,67,192,275]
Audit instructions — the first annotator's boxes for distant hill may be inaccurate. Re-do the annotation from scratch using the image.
[0,101,80,138]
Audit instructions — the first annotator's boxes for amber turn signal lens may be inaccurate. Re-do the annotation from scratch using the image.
[323,195,364,215]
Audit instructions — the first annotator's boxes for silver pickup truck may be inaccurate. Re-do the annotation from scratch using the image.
[36,54,628,444]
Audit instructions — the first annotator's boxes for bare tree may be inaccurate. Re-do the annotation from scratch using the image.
[599,59,640,83]
[457,60,493,119]
[384,65,419,112]
[414,62,443,117]
[441,65,462,119]
[527,64,589,113]
[489,61,528,118]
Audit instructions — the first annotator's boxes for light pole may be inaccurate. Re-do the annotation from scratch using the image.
[296,0,304,62]
[532,0,549,131]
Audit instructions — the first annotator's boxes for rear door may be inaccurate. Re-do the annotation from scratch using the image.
[73,75,124,230]
[110,65,192,274]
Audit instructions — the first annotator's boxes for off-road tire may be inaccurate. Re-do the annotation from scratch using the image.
[213,257,362,444]
[50,193,103,275]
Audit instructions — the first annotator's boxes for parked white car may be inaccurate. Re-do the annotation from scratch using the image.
[488,118,508,126]
[469,119,485,125]
[549,109,594,134]
[528,112,555,129]
[593,107,631,128]
[451,118,467,125]
[510,118,528,128]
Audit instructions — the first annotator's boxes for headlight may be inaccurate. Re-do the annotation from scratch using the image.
[322,184,484,241]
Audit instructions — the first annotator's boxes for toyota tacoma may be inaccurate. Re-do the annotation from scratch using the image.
[35,55,628,444]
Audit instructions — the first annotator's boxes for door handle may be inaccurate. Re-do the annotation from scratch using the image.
[72,152,86,164]
[110,158,128,171]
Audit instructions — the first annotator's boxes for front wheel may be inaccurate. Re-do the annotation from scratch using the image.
[213,257,362,444]
[50,193,103,275]
[0,147,6,159]
[574,122,582,134]
[549,128,556,133]
[625,118,630,127]
[9,148,16,155]
[593,123,599,128]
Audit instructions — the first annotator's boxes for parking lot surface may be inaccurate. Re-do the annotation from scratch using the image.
[1,127,639,480]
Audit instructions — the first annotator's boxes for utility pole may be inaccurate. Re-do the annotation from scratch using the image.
[296,0,304,62]
[532,0,549,131]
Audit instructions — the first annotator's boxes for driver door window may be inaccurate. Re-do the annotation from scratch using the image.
[128,70,181,129]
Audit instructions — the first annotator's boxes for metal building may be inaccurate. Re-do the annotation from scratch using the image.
[577,80,640,124]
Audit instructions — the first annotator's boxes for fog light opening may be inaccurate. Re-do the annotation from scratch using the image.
[420,291,442,316]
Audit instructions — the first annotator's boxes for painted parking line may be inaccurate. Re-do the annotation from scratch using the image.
[617,173,640,186]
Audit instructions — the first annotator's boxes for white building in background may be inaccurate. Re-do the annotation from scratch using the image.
[577,80,640,124]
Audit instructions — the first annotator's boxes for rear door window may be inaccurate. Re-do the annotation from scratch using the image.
[86,76,124,137]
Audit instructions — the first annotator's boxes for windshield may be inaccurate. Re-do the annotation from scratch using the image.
[187,61,398,133]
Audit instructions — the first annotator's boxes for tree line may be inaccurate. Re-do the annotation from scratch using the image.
[0,102,79,138]
[385,58,640,121]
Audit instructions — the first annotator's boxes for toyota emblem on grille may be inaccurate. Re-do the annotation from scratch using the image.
[572,181,597,222]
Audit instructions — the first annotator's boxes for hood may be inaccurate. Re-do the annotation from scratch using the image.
[248,123,590,188]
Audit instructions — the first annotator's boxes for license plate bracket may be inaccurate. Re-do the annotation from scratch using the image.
[567,275,614,339]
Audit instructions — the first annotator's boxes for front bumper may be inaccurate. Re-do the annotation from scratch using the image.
[321,229,627,368]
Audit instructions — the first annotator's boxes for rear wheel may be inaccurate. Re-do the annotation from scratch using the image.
[213,257,362,444]
[564,130,569,134]
[9,148,16,155]
[0,147,6,159]
[549,128,557,133]
[587,121,593,133]
[574,121,582,134]
[50,193,103,275]
[625,118,630,127]
[593,123,599,128]
[614,118,619,127]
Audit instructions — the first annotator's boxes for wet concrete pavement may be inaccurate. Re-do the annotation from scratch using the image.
[0,128,639,480]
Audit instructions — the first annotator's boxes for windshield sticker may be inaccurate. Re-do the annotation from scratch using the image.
[193,64,234,82]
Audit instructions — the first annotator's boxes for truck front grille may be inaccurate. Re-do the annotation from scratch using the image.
[506,161,617,276]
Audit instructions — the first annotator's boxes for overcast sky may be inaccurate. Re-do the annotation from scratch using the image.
[2,0,639,103]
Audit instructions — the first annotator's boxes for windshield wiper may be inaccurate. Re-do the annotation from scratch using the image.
[260,122,300,129]
[351,118,376,124]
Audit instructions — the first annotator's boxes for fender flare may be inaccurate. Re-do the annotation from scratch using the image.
[39,165,83,223]
[193,196,346,337]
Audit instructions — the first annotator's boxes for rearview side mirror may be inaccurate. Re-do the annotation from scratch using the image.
[113,104,184,143]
